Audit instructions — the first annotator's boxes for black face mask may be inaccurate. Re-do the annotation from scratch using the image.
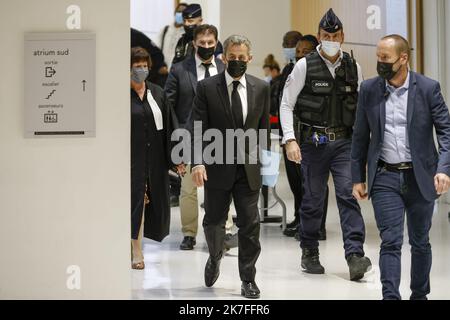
[377,57,401,81]
[197,46,215,61]
[227,60,247,78]
[183,24,197,40]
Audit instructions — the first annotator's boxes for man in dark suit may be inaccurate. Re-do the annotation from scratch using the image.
[191,35,270,299]
[165,25,237,251]
[351,34,450,300]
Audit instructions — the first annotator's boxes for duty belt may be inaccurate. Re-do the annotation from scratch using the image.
[300,125,351,145]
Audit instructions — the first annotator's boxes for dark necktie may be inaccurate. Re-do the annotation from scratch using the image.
[202,63,211,78]
[231,81,244,128]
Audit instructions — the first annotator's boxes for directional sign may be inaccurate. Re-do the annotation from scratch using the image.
[24,33,96,137]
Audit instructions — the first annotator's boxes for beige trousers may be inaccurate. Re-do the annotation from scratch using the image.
[180,165,234,237]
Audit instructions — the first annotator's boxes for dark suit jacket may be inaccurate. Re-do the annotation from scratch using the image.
[351,71,450,201]
[165,56,225,128]
[191,72,271,191]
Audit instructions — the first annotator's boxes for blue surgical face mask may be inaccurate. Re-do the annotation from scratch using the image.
[283,47,296,63]
[175,12,183,25]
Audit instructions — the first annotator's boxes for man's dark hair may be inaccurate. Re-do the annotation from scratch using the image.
[283,31,303,48]
[193,24,218,41]
[131,46,152,69]
[298,35,319,48]
[381,34,411,59]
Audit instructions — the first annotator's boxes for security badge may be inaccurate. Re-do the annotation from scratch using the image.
[312,81,330,88]
[311,80,333,93]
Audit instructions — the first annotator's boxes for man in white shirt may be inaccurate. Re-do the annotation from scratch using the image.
[190,35,270,299]
[280,8,372,281]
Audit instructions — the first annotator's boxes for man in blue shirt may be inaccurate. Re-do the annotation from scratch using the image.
[352,34,450,300]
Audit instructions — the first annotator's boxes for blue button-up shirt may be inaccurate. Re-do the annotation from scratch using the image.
[380,72,412,164]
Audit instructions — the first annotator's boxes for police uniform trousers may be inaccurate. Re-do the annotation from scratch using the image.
[299,138,366,257]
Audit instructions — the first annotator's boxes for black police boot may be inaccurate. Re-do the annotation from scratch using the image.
[347,254,372,281]
[179,236,196,250]
[318,228,327,241]
[241,281,260,299]
[205,255,222,287]
[283,224,299,237]
[301,248,325,274]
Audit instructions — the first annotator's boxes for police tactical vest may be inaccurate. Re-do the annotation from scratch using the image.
[295,51,359,128]
[173,35,194,64]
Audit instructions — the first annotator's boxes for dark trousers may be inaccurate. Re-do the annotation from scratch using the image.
[169,174,181,197]
[371,166,434,300]
[282,146,328,227]
[299,139,366,257]
[203,165,261,282]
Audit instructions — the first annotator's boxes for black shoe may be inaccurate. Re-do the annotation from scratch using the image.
[241,281,260,299]
[301,248,325,274]
[224,233,238,250]
[283,224,299,237]
[347,254,372,281]
[318,228,327,241]
[286,217,300,229]
[179,236,196,250]
[204,256,221,287]
[294,231,300,241]
[170,195,179,207]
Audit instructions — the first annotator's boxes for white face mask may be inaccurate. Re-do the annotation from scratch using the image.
[321,40,341,57]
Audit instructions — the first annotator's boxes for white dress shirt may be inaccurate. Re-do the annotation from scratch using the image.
[225,70,248,124]
[280,45,364,143]
[195,54,218,81]
[146,89,164,131]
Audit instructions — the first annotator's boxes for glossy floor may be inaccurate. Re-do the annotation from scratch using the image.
[131,164,450,300]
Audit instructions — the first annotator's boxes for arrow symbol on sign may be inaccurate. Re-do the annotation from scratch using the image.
[82,80,86,92]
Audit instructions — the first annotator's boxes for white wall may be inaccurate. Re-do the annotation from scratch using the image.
[0,0,131,299]
[131,0,174,42]
[220,0,291,78]
[423,0,450,205]
[423,0,449,99]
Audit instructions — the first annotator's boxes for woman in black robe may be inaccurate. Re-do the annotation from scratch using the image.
[130,47,184,270]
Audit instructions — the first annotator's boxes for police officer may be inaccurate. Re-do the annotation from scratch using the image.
[172,3,223,65]
[280,8,372,281]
